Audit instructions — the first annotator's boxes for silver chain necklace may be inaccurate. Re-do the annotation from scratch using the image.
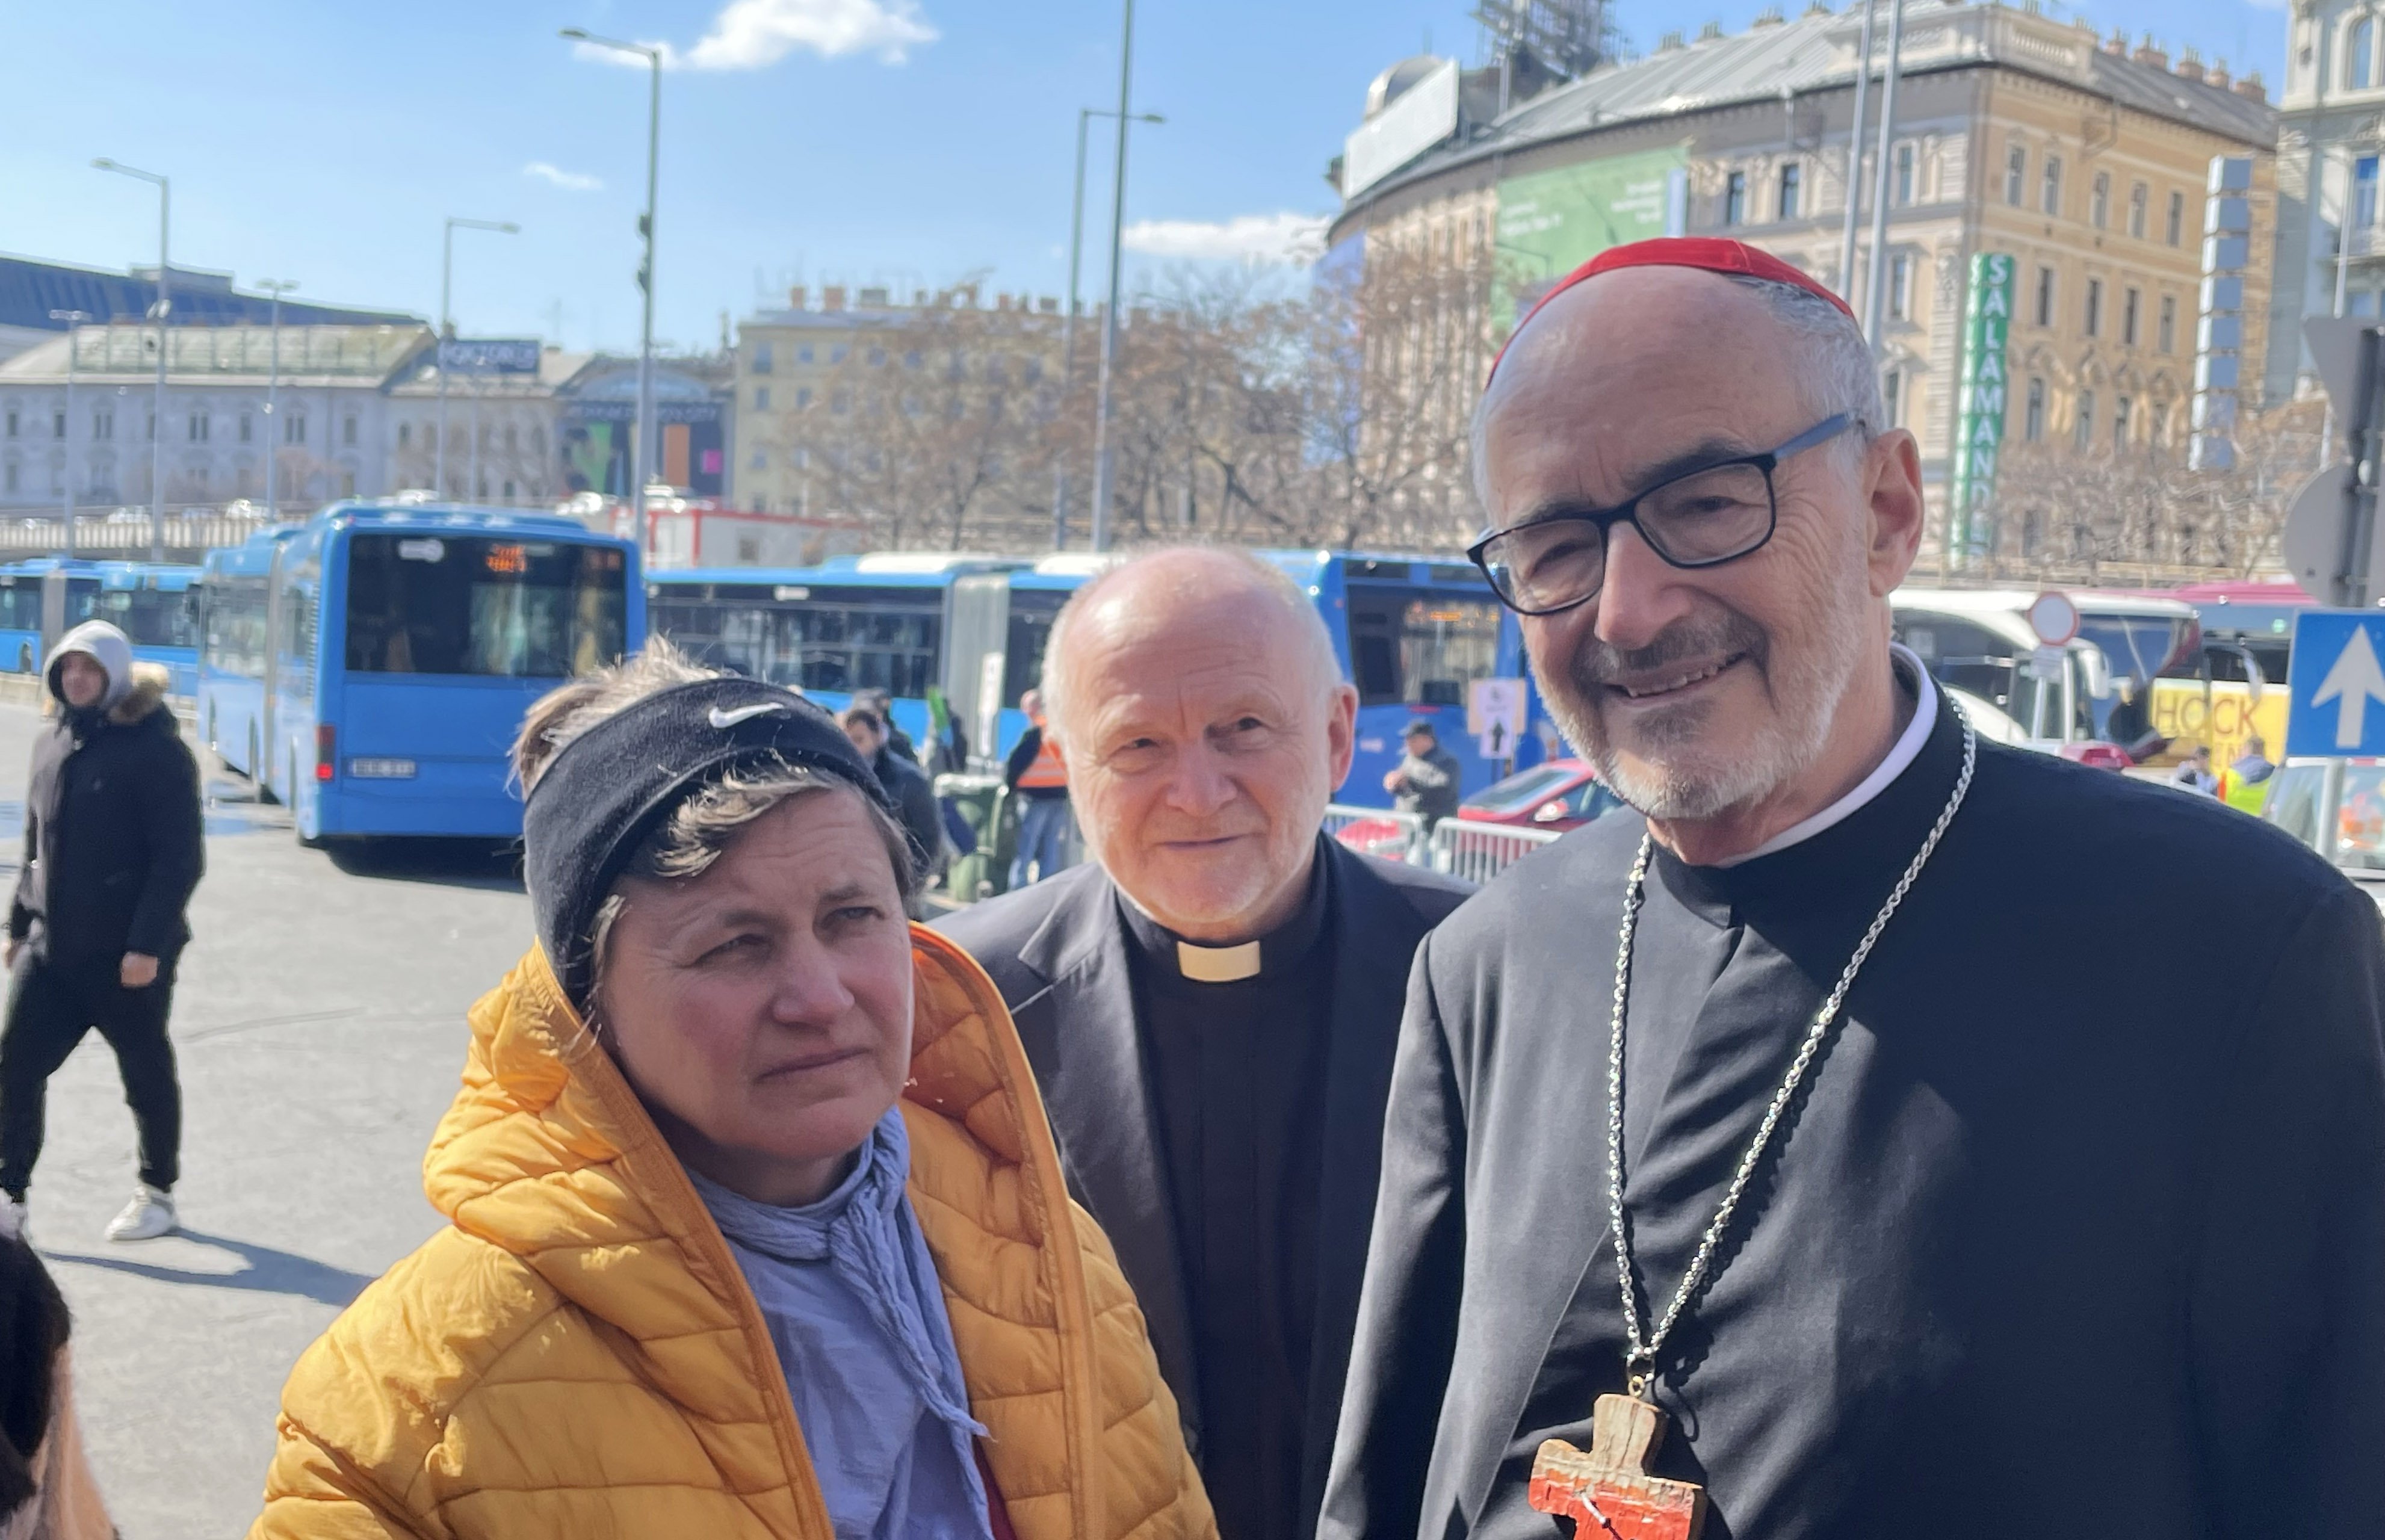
[1605,722,1977,1399]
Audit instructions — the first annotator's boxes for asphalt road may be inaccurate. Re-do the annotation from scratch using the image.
[0,701,537,1539]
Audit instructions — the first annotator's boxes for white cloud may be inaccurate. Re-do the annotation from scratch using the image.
[1122,212,1330,265]
[572,0,938,70]
[523,161,604,193]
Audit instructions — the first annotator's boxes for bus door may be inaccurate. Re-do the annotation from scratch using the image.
[1342,582,1512,805]
[942,574,1010,768]
[37,571,67,655]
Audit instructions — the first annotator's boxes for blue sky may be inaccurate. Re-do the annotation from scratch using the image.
[1,0,2288,356]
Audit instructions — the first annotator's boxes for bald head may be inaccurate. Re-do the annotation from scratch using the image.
[1041,547,1342,744]
[1038,545,1357,943]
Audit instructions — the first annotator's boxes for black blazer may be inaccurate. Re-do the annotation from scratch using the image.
[935,838,1472,1539]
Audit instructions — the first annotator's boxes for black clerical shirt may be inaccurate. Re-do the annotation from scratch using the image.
[1119,860,1336,1540]
[1323,695,2385,1540]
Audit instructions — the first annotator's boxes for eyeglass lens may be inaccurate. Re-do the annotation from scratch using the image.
[1485,460,1775,613]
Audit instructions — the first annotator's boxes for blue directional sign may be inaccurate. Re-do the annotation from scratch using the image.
[2286,610,2385,758]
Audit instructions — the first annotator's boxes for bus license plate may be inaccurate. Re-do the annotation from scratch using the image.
[348,758,417,779]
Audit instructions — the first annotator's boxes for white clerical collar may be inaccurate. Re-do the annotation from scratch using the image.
[1710,644,1938,869]
[1176,940,1263,983]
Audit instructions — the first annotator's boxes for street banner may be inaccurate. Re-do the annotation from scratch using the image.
[1947,252,2015,566]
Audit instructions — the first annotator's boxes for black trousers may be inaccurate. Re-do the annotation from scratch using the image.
[0,953,180,1199]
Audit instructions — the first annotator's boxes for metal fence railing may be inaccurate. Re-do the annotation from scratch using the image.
[1323,803,1427,865]
[1423,817,1563,884]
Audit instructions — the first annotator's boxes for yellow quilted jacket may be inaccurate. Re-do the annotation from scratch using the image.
[250,928,1215,1540]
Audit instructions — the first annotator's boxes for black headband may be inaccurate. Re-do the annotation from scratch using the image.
[521,676,894,1007]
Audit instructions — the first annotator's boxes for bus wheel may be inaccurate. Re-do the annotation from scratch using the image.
[292,750,323,849]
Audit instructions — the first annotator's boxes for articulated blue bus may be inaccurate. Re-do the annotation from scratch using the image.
[648,549,1544,807]
[201,502,643,843]
[0,560,205,694]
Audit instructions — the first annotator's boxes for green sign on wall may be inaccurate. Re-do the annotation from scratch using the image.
[1947,252,2016,566]
[1495,147,1689,329]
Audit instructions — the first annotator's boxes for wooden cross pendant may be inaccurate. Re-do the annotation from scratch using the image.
[1527,1393,1709,1540]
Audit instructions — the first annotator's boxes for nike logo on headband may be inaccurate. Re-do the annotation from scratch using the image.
[708,702,790,730]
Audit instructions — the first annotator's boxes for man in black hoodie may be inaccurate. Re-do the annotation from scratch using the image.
[0,622,203,1243]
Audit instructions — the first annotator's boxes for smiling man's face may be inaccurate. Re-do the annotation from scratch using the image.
[1483,267,1905,824]
[1056,555,1355,943]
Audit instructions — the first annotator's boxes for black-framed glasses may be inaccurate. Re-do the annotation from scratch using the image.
[1467,412,1864,616]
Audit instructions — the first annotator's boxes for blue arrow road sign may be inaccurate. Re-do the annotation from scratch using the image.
[2287,611,2385,757]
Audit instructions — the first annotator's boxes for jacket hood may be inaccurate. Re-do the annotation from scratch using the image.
[45,622,134,716]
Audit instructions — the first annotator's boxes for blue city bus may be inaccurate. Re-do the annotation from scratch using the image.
[0,559,205,694]
[649,549,1544,807]
[203,502,643,843]
[197,527,302,778]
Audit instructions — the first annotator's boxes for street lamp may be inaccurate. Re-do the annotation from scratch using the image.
[439,218,520,502]
[257,280,297,520]
[1088,0,1140,553]
[1053,106,1162,549]
[92,157,169,561]
[561,26,663,557]
[46,311,88,558]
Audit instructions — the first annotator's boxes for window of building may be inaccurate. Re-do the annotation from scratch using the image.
[146,413,155,441]
[2114,395,2132,450]
[2074,390,2095,450]
[2042,154,2063,217]
[2129,181,2149,240]
[798,344,815,363]
[752,341,773,374]
[2,411,13,439]
[51,412,63,440]
[2026,377,2046,441]
[1778,161,1802,220]
[750,449,767,469]
[2,462,14,495]
[285,411,305,445]
[2354,16,2376,88]
[1882,367,1903,427]
[2123,287,2141,346]
[797,386,814,409]
[240,412,253,444]
[188,412,208,442]
[1724,170,1748,226]
[2006,143,2027,206]
[93,411,111,441]
[342,416,357,447]
[2362,156,2383,234]
[2090,172,2110,229]
[831,389,850,414]
[2167,189,2185,246]
[1895,144,1916,206]
[397,422,410,448]
[2035,265,2056,327]
[866,347,886,366]
[755,386,771,410]
[1889,252,1913,320]
[2159,295,2177,352]
[2085,277,2103,337]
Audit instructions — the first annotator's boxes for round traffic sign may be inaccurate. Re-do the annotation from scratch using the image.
[2028,591,2081,647]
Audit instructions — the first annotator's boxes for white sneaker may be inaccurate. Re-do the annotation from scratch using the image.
[0,1194,25,1243]
[105,1184,175,1242]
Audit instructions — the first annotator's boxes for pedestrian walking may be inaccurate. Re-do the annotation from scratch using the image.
[1002,688,1072,889]
[939,549,1471,1540]
[1381,718,1462,827]
[852,687,919,764]
[252,644,1212,1539]
[841,704,944,916]
[1323,239,2385,1539]
[2170,743,2218,796]
[0,623,202,1244]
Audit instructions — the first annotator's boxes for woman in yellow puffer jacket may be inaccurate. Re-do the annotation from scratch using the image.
[250,645,1216,1540]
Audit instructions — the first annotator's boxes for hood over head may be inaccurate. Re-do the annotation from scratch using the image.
[46,622,133,716]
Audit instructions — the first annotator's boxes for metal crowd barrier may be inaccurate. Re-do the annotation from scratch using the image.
[1322,803,1427,865]
[1423,817,1562,884]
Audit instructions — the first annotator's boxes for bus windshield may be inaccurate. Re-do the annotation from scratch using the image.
[88,588,197,649]
[1348,592,1503,707]
[2078,614,2193,684]
[344,534,626,678]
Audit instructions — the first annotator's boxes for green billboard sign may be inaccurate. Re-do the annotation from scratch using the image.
[1495,147,1689,329]
[1947,252,2015,566]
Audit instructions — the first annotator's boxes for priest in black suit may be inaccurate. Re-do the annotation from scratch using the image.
[1320,238,2385,1539]
[938,546,1473,1540]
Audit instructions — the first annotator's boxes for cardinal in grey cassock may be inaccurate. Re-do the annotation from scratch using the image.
[1319,238,2385,1540]
[939,547,1473,1540]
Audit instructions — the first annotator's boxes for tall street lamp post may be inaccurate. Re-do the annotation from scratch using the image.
[47,311,88,558]
[439,218,519,502]
[561,27,663,558]
[1053,105,1162,549]
[258,280,297,520]
[1087,0,1139,553]
[92,158,169,560]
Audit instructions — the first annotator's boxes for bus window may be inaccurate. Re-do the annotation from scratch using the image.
[345,535,626,678]
[0,579,39,634]
[89,588,198,648]
[1347,592,1503,707]
[1002,590,1068,706]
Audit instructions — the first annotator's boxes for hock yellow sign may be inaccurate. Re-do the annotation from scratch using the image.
[2149,679,2288,765]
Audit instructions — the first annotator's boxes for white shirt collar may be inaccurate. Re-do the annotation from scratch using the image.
[1710,644,1938,869]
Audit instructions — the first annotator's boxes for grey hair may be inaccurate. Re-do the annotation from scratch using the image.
[1468,273,1885,521]
[512,638,921,1006]
[1038,545,1343,746]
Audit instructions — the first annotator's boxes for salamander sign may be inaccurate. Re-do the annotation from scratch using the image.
[1947,252,2015,567]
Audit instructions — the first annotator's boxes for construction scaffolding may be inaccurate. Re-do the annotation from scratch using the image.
[1474,0,1610,82]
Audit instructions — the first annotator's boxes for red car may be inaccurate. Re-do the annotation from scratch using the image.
[1457,758,1624,831]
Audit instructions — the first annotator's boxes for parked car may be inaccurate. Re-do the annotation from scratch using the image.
[1456,758,1626,832]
